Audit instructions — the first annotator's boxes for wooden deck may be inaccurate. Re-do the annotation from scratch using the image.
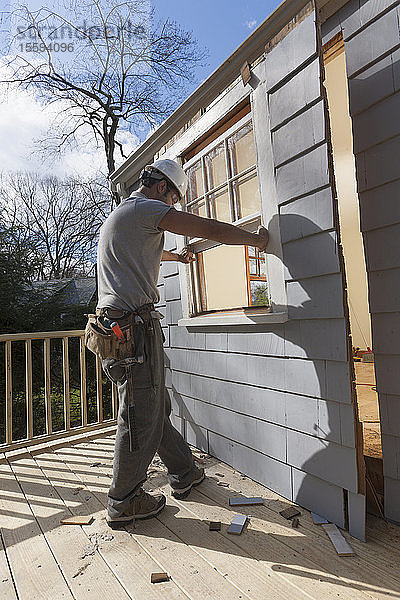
[1,430,400,600]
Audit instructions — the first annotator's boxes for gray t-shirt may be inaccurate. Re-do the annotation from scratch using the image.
[97,192,172,311]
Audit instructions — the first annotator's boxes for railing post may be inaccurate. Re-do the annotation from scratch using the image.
[96,355,103,424]
[0,329,117,452]
[62,337,70,431]
[5,341,12,444]
[25,339,33,439]
[80,336,87,427]
[44,338,52,435]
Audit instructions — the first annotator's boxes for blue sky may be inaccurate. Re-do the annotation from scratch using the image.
[155,0,282,91]
[0,0,283,175]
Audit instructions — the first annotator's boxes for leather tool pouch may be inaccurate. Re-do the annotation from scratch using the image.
[84,314,135,360]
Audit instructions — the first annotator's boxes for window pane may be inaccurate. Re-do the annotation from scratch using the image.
[259,258,267,276]
[187,161,204,201]
[233,172,260,219]
[248,246,257,257]
[249,258,258,276]
[229,122,256,175]
[210,187,231,222]
[250,280,269,307]
[205,143,227,190]
[201,245,248,310]
[188,198,207,218]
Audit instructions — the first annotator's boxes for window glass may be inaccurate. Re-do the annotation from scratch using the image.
[205,143,226,190]
[187,161,204,202]
[249,258,258,276]
[210,186,231,223]
[188,198,207,218]
[232,173,260,219]
[250,280,269,307]
[229,123,256,175]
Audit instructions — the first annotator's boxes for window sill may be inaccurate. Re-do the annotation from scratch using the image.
[178,311,288,327]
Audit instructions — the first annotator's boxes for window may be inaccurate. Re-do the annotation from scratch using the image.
[183,116,269,316]
[185,120,260,223]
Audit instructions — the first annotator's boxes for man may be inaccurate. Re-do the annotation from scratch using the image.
[97,158,269,528]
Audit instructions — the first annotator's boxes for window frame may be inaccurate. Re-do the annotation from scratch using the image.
[182,114,269,317]
[175,89,288,327]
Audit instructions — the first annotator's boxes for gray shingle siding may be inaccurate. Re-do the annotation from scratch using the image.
[324,0,400,522]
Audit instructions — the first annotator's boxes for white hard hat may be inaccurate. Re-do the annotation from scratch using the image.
[143,159,188,199]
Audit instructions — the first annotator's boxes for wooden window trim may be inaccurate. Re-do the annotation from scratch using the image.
[323,31,344,65]
[183,99,251,163]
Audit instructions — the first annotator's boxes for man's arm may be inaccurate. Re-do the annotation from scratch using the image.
[161,249,195,263]
[159,209,269,251]
[162,250,179,261]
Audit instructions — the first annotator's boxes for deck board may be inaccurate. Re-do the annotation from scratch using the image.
[1,432,400,600]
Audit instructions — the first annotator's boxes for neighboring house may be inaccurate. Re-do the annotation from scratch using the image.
[30,277,96,317]
[109,0,400,540]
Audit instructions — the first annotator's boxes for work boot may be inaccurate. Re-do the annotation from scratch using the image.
[171,465,205,500]
[106,489,166,528]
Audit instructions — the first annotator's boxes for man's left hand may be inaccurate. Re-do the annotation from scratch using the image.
[177,247,195,264]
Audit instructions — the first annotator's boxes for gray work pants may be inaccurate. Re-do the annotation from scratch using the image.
[102,317,195,518]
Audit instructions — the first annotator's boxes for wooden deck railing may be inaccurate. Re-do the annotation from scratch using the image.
[0,330,117,452]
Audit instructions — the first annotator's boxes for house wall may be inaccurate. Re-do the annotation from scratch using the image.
[322,0,400,524]
[153,9,365,537]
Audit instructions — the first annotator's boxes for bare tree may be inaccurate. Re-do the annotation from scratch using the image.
[2,0,204,203]
[0,172,110,279]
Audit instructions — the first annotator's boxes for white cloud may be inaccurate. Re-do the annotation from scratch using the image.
[0,59,140,178]
[246,19,257,30]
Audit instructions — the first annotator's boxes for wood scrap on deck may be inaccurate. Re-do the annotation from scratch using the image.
[60,515,93,525]
[311,512,329,525]
[151,572,170,583]
[229,496,263,507]
[322,523,355,556]
[227,514,247,535]
[279,506,301,519]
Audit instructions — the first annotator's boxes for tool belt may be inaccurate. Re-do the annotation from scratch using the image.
[84,303,155,361]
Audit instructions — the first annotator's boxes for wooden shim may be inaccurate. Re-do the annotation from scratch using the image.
[60,515,94,525]
[322,523,355,556]
[151,572,170,583]
[312,512,329,525]
[229,496,263,507]
[227,514,247,535]
[240,62,251,86]
[279,506,301,519]
[209,521,221,531]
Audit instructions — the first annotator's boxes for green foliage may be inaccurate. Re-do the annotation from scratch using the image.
[0,223,40,333]
[0,338,113,444]
[251,283,269,307]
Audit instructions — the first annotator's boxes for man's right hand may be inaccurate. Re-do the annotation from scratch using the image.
[159,208,270,250]
[256,226,269,251]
